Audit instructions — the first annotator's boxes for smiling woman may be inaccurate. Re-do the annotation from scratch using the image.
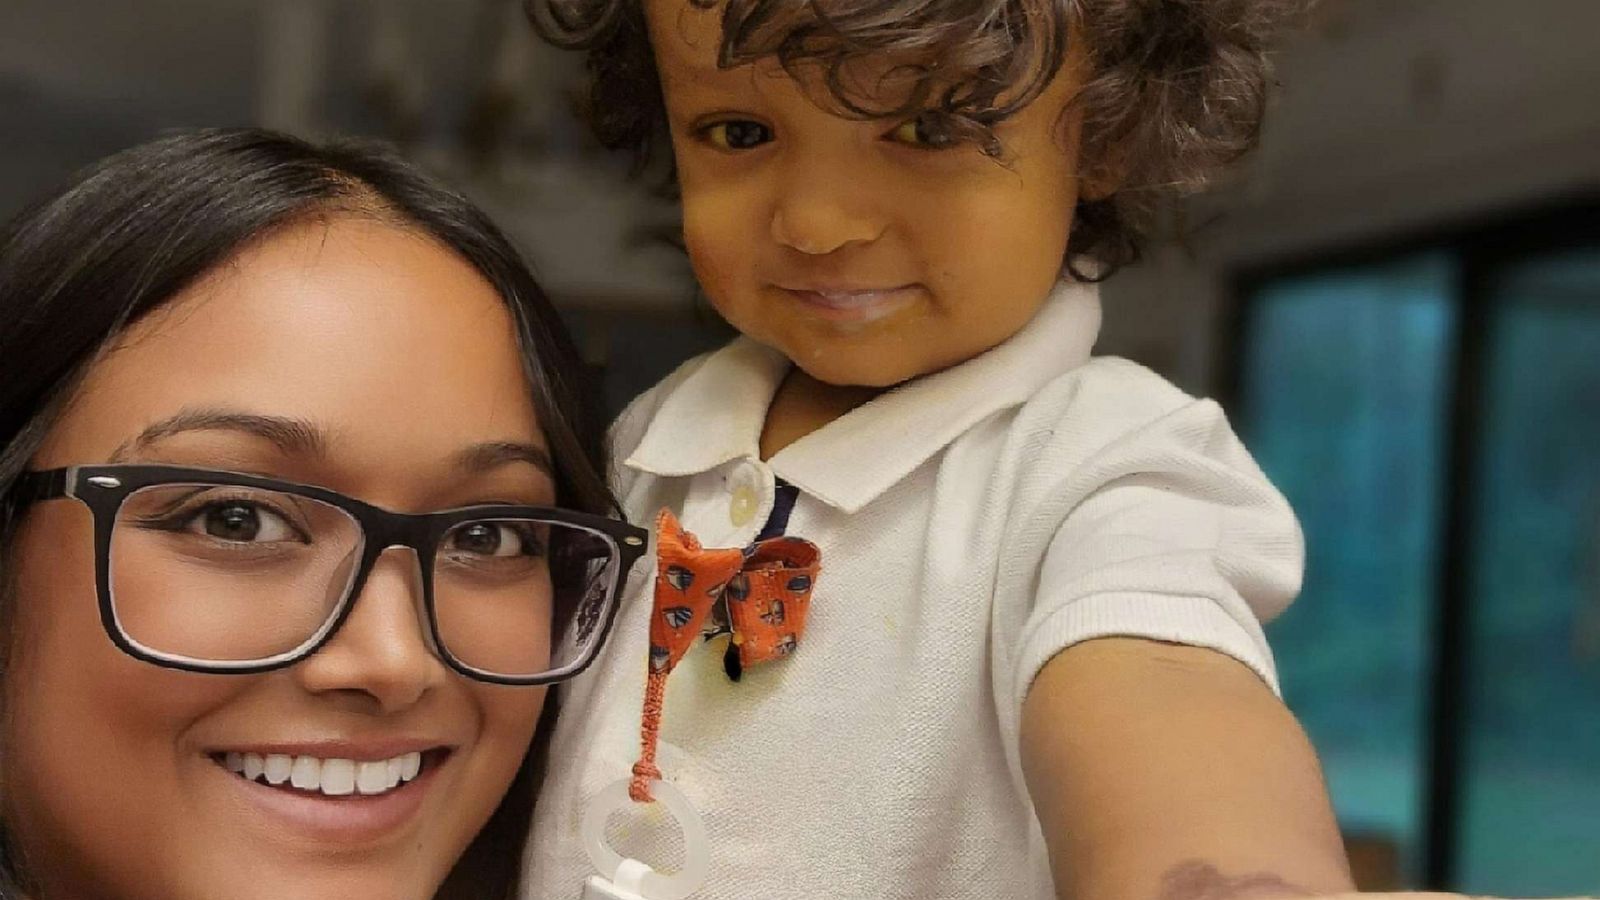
[0,128,642,900]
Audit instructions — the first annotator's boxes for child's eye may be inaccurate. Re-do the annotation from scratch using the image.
[699,120,773,151]
[886,112,960,150]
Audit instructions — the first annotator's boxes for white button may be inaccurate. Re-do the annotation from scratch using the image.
[729,484,758,527]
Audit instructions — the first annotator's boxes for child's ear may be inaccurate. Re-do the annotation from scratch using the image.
[1078,148,1128,203]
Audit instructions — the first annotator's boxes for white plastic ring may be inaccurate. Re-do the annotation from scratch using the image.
[581,778,710,900]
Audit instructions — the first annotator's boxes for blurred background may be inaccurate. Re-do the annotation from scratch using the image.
[1,0,1595,893]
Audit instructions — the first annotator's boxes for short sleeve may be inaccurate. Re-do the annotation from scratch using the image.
[1009,395,1303,708]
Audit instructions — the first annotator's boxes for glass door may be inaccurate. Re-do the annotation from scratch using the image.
[1237,253,1458,884]
[1231,205,1600,891]
[1456,245,1600,895]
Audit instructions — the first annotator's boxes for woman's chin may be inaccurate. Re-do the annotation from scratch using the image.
[213,870,442,900]
[168,849,449,900]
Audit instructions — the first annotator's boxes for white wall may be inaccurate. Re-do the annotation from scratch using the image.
[1098,0,1600,394]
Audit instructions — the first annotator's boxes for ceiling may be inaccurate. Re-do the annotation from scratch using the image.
[0,0,695,312]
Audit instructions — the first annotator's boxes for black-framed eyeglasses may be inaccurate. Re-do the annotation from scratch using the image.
[12,465,646,686]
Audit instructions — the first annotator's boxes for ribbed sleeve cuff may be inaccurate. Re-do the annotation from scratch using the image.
[1014,591,1281,709]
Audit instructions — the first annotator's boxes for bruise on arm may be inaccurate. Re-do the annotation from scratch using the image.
[1158,861,1315,900]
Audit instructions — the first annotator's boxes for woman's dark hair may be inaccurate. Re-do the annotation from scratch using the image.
[0,127,615,900]
[528,0,1300,279]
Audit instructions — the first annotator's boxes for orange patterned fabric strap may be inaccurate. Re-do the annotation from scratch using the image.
[649,509,745,675]
[629,508,822,803]
[723,536,819,668]
[629,670,668,802]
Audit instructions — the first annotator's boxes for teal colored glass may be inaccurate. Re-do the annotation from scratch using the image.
[1457,248,1600,895]
[1239,253,1458,882]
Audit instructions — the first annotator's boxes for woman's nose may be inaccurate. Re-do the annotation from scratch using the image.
[293,547,446,713]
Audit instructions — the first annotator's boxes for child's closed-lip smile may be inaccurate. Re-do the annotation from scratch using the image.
[774,282,923,325]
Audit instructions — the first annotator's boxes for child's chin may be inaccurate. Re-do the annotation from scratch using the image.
[789,350,929,391]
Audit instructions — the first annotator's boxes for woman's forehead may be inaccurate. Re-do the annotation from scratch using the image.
[34,217,546,483]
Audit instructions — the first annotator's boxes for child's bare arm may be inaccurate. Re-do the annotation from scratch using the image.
[1021,637,1355,900]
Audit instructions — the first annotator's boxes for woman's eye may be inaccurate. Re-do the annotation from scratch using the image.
[887,112,958,150]
[188,502,299,543]
[450,522,542,558]
[701,120,773,151]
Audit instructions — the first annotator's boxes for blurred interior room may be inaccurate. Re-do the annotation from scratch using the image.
[1,0,1595,893]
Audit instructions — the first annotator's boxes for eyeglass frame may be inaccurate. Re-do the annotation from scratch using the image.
[10,464,647,686]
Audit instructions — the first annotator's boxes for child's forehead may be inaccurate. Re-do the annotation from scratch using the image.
[642,0,721,68]
[644,0,1085,120]
[644,0,964,107]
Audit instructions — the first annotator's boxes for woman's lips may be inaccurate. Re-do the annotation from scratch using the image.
[777,285,921,324]
[210,746,450,844]
[219,748,426,796]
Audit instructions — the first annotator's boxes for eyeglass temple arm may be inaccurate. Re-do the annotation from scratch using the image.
[9,467,72,508]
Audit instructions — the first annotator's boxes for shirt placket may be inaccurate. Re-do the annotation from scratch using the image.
[679,457,775,549]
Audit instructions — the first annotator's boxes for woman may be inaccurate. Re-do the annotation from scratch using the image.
[0,128,643,899]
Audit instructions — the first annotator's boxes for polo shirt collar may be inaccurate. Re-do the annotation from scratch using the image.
[624,280,1101,514]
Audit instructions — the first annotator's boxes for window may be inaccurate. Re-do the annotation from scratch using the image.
[1238,254,1456,882]
[1458,247,1600,894]
[1231,204,1600,893]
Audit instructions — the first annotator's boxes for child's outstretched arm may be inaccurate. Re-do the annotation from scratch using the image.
[1021,637,1355,900]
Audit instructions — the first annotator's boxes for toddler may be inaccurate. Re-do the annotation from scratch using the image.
[523,1,1354,898]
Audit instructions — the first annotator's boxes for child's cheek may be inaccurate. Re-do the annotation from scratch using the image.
[682,214,748,323]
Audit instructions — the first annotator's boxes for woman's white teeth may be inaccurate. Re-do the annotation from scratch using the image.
[264,754,292,785]
[356,760,389,795]
[290,756,320,790]
[224,751,424,797]
[320,759,356,795]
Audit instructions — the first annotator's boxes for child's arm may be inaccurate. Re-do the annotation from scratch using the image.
[1020,637,1355,900]
[998,368,1362,898]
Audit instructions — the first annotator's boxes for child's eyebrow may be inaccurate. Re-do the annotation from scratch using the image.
[658,58,770,104]
[652,8,791,89]
[655,37,745,82]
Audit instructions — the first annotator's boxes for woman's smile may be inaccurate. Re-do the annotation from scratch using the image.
[207,744,449,843]
[216,747,430,798]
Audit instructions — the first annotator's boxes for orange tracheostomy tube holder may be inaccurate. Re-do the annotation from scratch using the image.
[629,507,821,802]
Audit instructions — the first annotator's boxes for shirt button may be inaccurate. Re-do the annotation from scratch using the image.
[730,484,759,527]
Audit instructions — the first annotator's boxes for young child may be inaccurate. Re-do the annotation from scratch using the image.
[522,1,1358,898]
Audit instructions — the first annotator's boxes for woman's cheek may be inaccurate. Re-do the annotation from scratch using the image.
[481,684,546,768]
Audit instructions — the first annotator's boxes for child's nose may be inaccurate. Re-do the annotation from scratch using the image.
[768,168,887,255]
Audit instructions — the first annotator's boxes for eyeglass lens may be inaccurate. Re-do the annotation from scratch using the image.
[107,483,617,678]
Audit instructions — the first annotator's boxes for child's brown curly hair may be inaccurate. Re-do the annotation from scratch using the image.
[527,0,1300,280]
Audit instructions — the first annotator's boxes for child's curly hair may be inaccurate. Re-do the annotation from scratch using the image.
[527,0,1301,280]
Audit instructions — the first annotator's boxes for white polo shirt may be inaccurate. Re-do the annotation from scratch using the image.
[523,281,1302,900]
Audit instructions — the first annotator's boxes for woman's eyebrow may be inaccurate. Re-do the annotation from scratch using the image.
[110,409,552,479]
[453,441,554,479]
[109,408,328,463]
